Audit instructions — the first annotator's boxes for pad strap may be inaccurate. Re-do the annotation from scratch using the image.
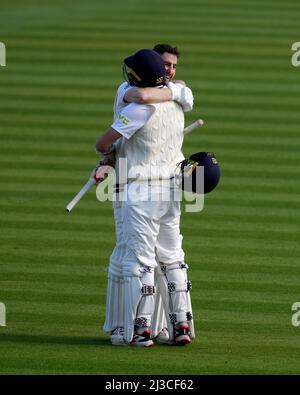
[141,285,155,295]
[167,281,192,293]
[135,317,151,328]
[169,312,193,324]
[160,262,189,273]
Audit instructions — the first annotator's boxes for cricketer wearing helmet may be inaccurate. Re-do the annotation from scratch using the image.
[96,49,195,346]
[97,47,195,346]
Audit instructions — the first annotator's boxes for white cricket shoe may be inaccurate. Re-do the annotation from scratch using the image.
[153,327,170,344]
[130,330,154,347]
[110,327,127,346]
[175,324,191,346]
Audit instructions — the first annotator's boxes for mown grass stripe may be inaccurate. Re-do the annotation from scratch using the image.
[2,134,300,153]
[2,121,300,138]
[2,77,299,95]
[1,217,299,242]
[1,147,299,165]
[17,14,300,35]
[6,36,296,56]
[2,62,299,84]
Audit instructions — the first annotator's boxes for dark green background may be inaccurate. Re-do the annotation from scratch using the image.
[0,0,300,374]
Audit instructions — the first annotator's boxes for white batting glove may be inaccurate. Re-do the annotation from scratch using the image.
[168,82,194,112]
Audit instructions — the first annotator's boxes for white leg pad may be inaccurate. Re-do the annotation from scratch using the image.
[103,272,124,333]
[155,266,175,340]
[151,293,166,338]
[103,246,125,334]
[123,266,155,343]
[103,201,125,334]
[123,276,143,343]
[157,262,195,342]
[187,290,195,339]
[151,266,168,338]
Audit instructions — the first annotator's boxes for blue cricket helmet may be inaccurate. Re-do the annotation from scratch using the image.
[180,152,221,194]
[123,49,166,88]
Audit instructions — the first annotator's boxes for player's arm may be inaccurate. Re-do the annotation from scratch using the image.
[95,128,122,154]
[124,87,172,104]
[93,128,122,183]
[124,83,193,112]
[123,80,189,103]
[95,102,153,157]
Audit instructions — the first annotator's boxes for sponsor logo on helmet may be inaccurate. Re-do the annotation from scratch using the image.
[156,76,164,85]
[128,67,142,82]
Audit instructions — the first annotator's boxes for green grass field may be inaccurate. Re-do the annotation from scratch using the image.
[1,0,300,375]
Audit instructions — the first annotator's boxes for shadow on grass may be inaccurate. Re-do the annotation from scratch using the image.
[0,333,111,347]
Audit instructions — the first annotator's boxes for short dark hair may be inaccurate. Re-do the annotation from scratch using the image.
[153,43,180,58]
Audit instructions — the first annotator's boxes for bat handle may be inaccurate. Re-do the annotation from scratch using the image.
[183,119,204,135]
[66,178,95,213]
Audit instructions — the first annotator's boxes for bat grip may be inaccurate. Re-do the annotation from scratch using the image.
[183,119,204,135]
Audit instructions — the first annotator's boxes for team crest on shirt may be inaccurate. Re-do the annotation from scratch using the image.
[119,114,130,125]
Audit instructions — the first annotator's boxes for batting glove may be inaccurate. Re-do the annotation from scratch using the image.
[91,158,115,184]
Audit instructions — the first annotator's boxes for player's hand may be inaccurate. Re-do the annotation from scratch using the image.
[92,160,115,184]
[168,82,194,112]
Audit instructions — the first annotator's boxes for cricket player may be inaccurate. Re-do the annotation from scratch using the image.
[96,45,194,346]
[125,44,194,343]
[95,49,194,346]
[95,45,194,346]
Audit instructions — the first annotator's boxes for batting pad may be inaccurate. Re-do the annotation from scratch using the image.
[103,273,124,333]
[123,276,144,343]
[156,262,195,341]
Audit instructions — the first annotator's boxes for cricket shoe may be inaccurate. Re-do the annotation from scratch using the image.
[175,324,191,346]
[131,330,154,347]
[110,327,127,346]
[153,327,170,344]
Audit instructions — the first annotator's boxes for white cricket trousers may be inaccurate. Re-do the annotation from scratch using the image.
[122,182,185,273]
